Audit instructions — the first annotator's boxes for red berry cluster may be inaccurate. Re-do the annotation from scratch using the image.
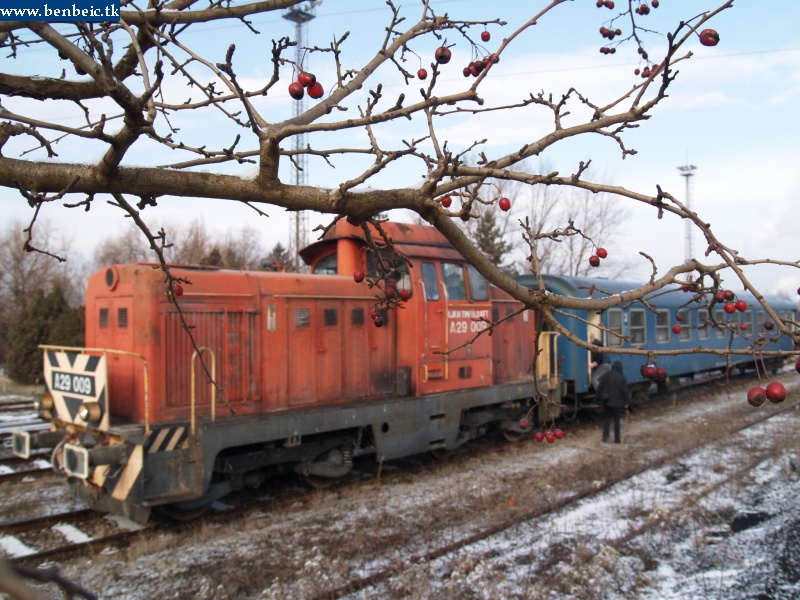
[599,26,622,41]
[534,428,565,444]
[640,363,667,381]
[589,247,608,268]
[461,54,499,78]
[518,418,565,444]
[713,289,747,316]
[595,0,615,8]
[747,381,786,407]
[288,71,324,100]
[353,264,412,328]
[634,2,652,16]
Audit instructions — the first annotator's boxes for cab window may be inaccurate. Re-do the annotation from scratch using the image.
[441,263,467,300]
[466,264,489,301]
[313,253,337,275]
[421,262,439,301]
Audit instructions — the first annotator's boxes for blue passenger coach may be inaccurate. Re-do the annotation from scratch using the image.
[514,274,798,407]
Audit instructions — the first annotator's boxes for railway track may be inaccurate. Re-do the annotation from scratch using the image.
[0,508,150,565]
[0,372,792,581]
[312,389,800,598]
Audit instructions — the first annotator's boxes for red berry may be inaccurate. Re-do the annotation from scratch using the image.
[604,0,615,8]
[398,289,411,301]
[435,46,452,64]
[384,285,396,299]
[498,197,511,211]
[545,432,556,443]
[723,290,735,301]
[764,322,774,331]
[699,28,720,47]
[462,67,471,77]
[288,82,304,100]
[651,0,659,7]
[519,418,529,428]
[534,432,545,443]
[735,300,747,312]
[724,302,736,314]
[747,386,767,407]
[554,429,564,440]
[644,365,657,380]
[353,269,365,283]
[672,324,681,334]
[373,315,384,327]
[596,0,603,6]
[481,31,490,42]
[596,247,608,259]
[307,81,324,99]
[676,314,684,322]
[417,68,428,80]
[298,72,316,87]
[589,255,601,268]
[173,283,183,297]
[765,381,786,403]
[441,196,452,208]
[656,367,667,381]
[714,291,725,302]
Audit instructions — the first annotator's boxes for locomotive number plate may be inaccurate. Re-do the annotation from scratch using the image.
[51,371,96,398]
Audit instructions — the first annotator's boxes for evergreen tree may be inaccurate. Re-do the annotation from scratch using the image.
[6,285,70,384]
[470,208,517,276]
[262,243,292,271]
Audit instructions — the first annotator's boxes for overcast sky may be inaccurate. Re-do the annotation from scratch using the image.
[1,0,798,297]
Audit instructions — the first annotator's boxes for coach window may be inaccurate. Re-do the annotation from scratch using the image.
[698,309,710,340]
[629,309,646,344]
[713,309,726,338]
[466,264,489,302]
[677,310,691,341]
[441,263,467,300]
[313,253,337,275]
[655,311,670,343]
[606,309,624,347]
[421,262,439,301]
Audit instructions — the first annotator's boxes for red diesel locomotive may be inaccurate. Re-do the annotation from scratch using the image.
[14,221,558,522]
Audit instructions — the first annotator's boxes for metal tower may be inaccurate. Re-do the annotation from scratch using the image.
[283,3,317,272]
[677,164,696,261]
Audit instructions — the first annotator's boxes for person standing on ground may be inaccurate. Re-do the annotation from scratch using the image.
[597,360,629,444]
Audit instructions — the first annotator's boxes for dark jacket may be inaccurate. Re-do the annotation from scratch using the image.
[597,361,629,408]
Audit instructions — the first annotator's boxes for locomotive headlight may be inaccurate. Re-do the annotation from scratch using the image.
[35,393,54,412]
[78,402,103,422]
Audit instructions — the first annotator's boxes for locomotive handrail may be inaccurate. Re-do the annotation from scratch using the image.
[39,345,152,435]
[190,347,217,435]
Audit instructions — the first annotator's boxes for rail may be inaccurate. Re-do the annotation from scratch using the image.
[190,347,217,435]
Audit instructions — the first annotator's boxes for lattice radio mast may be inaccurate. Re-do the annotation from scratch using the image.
[677,164,697,261]
[283,3,318,272]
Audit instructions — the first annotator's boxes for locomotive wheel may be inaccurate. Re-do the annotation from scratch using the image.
[501,429,524,443]
[430,447,450,460]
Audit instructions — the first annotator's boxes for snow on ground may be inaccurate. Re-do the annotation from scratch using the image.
[2,377,799,598]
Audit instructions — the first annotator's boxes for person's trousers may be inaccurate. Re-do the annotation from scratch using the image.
[602,405,623,443]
